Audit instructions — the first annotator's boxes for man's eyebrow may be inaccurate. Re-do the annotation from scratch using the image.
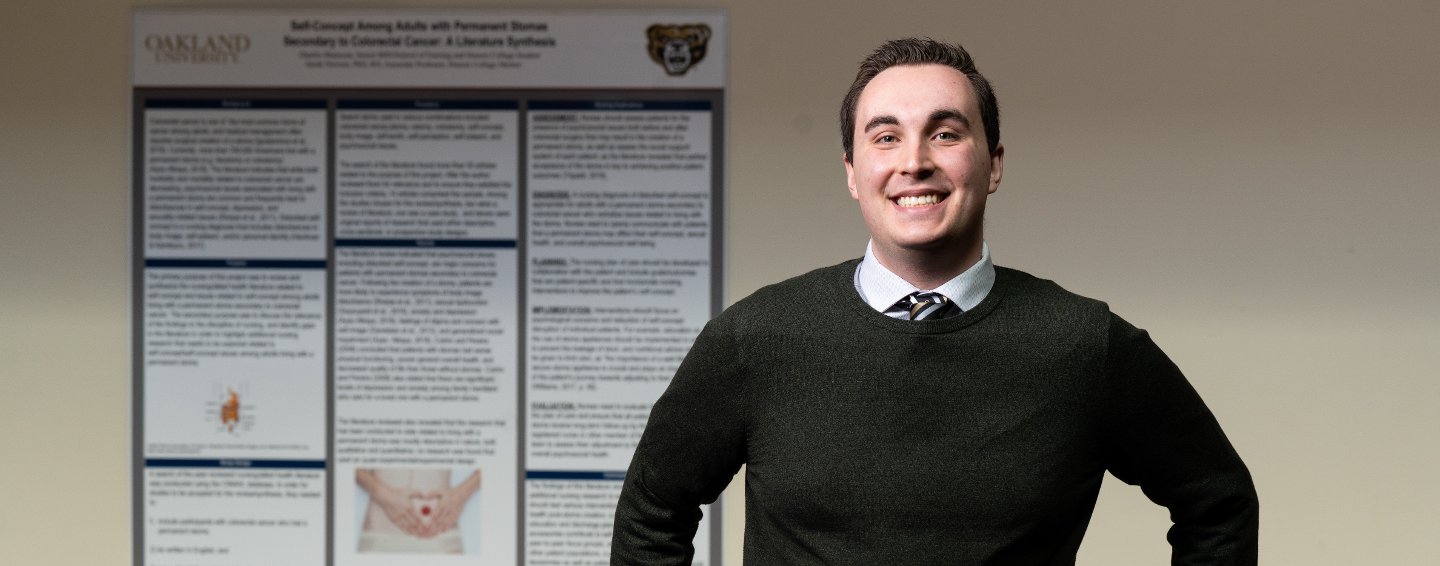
[862,115,899,133]
[930,108,971,129]
[862,110,972,134]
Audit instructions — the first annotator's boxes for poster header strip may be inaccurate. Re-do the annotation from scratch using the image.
[133,9,727,89]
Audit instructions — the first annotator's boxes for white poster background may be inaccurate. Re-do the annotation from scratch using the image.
[135,9,724,566]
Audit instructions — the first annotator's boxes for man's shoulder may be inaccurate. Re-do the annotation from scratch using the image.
[994,266,1168,352]
[718,259,860,320]
[756,258,860,294]
[992,265,1112,318]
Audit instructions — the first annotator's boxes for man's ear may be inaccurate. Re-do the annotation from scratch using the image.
[844,153,859,200]
[987,143,1004,194]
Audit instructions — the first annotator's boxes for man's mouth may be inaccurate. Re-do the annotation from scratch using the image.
[894,193,944,208]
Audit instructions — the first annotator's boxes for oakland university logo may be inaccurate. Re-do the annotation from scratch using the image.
[144,33,251,64]
[646,24,711,76]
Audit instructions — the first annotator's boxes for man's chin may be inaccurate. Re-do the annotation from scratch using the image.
[886,232,982,258]
[893,234,968,252]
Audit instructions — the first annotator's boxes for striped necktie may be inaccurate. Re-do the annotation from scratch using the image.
[887,291,960,321]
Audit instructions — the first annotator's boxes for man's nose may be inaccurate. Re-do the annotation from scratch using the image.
[901,140,934,178]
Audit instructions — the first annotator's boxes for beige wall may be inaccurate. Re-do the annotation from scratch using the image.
[3,0,1438,563]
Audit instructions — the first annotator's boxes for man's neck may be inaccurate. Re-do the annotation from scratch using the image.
[871,241,983,290]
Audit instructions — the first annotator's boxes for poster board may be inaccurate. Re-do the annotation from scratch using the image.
[132,9,725,565]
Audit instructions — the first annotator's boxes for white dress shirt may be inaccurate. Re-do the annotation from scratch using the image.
[853,241,995,317]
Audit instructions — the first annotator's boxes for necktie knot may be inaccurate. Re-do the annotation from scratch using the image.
[889,291,960,321]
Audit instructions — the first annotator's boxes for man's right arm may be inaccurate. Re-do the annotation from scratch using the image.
[611,318,748,565]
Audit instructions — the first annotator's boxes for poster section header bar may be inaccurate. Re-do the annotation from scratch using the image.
[334,239,517,248]
[337,99,519,110]
[529,100,712,111]
[134,9,726,89]
[145,458,328,469]
[145,259,328,269]
[145,98,327,109]
[526,470,627,481]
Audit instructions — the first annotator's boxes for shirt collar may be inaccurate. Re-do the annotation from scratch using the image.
[853,240,995,313]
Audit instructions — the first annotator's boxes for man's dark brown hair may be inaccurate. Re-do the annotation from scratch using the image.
[841,38,1001,160]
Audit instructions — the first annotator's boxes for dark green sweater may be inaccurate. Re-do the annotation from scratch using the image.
[613,262,1258,565]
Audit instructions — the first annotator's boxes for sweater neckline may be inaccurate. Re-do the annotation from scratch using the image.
[828,258,1008,335]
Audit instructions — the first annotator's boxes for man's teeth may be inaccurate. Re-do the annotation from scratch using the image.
[896,194,940,207]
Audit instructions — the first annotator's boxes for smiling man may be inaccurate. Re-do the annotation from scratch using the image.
[844,59,1000,292]
[612,38,1258,565]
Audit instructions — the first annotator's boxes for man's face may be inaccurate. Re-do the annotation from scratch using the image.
[845,64,1003,266]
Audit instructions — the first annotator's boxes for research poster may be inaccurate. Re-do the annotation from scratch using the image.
[132,9,724,566]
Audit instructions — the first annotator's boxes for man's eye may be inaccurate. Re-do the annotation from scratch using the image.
[935,132,958,141]
[877,135,898,143]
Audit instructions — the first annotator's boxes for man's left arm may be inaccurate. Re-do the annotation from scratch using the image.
[1102,315,1260,565]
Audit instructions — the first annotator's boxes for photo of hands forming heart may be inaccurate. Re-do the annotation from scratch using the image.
[355,467,483,555]
[410,492,441,525]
